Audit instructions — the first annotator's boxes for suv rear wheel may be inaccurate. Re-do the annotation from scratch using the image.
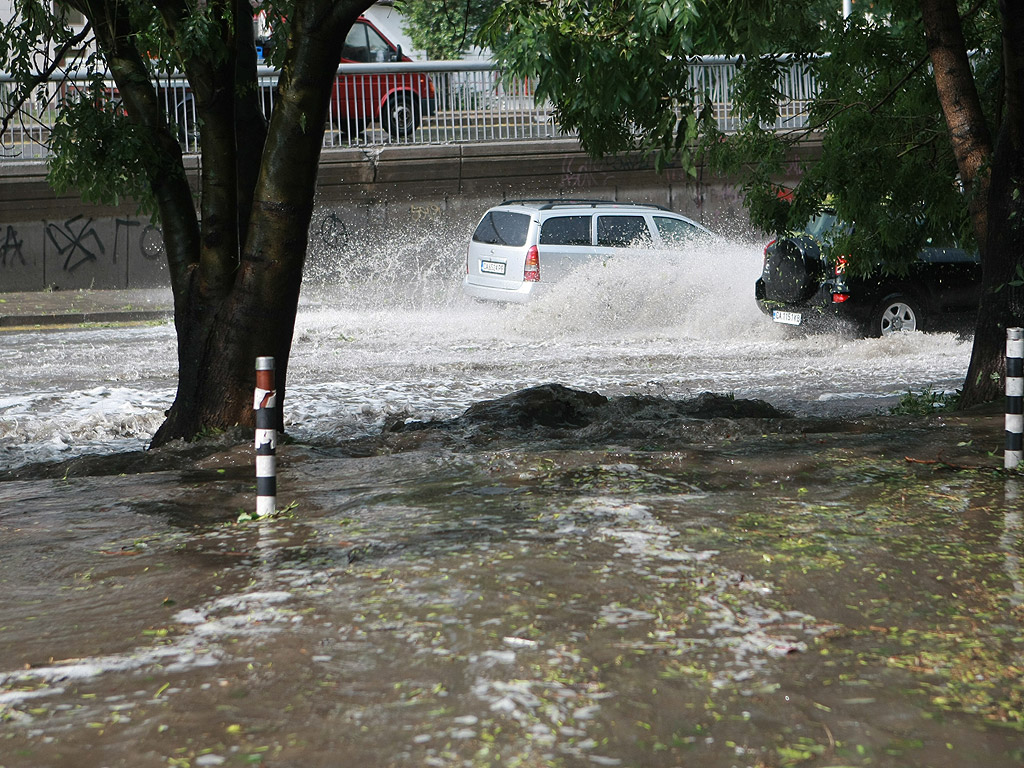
[871,294,923,336]
[383,93,420,138]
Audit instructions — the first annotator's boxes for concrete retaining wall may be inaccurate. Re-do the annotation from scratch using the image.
[0,138,818,292]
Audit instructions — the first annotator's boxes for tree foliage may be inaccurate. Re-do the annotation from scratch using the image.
[483,0,999,267]
[483,0,1022,405]
[396,0,502,59]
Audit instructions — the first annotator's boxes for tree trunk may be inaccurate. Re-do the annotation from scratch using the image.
[919,0,994,248]
[151,0,372,447]
[959,0,1024,408]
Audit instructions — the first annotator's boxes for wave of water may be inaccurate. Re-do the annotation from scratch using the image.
[0,235,974,469]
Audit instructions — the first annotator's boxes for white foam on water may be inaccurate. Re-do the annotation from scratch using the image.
[0,584,301,708]
[511,237,769,341]
[0,233,975,466]
[0,386,173,468]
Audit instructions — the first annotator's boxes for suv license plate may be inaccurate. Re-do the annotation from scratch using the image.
[480,260,506,275]
[772,310,802,326]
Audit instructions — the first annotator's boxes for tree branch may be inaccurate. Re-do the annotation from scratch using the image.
[0,22,93,138]
[74,0,201,295]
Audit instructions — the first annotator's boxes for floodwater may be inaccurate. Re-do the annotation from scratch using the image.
[2,235,1022,767]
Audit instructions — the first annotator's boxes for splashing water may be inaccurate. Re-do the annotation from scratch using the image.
[0,230,973,469]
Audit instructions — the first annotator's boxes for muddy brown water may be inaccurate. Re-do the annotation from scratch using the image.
[2,387,1022,768]
[0,241,1017,766]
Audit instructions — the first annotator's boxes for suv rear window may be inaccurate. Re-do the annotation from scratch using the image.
[540,216,591,246]
[473,211,530,246]
[805,212,839,240]
[597,216,651,247]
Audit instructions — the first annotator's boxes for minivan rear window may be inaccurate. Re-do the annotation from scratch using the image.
[597,216,651,247]
[473,211,530,246]
[540,216,591,246]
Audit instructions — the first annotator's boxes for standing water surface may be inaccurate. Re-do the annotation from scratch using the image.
[1,238,1021,767]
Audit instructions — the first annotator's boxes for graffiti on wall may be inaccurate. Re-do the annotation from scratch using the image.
[46,215,104,273]
[312,210,350,252]
[410,203,442,221]
[115,218,165,261]
[1,225,26,268]
[0,215,166,291]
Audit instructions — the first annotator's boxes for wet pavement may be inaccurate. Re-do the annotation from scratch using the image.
[0,288,173,328]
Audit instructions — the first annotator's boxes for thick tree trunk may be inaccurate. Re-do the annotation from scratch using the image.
[919,0,993,248]
[959,0,1024,408]
[151,0,372,446]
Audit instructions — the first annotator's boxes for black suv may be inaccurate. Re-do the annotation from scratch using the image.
[754,212,982,336]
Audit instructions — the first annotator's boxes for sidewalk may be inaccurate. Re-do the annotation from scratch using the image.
[0,288,174,328]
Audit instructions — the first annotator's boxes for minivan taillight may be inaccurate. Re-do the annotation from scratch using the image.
[834,256,848,276]
[524,246,540,282]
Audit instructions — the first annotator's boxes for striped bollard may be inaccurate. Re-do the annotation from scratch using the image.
[1007,328,1023,470]
[255,356,277,516]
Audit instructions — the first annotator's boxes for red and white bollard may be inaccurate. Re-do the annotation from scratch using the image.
[255,356,277,516]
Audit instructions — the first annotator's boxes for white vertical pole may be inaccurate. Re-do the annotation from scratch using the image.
[1006,328,1023,470]
[255,356,277,516]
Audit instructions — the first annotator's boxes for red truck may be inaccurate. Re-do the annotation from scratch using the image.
[163,16,436,146]
[257,15,436,139]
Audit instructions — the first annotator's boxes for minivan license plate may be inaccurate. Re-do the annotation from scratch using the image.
[480,260,506,275]
[772,310,802,326]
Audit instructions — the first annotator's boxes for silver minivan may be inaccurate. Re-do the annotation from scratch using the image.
[462,199,714,303]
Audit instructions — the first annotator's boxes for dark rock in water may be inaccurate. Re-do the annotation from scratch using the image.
[456,384,785,430]
[685,392,782,419]
[347,384,792,456]
[616,391,787,420]
[387,384,787,434]
[461,383,609,429]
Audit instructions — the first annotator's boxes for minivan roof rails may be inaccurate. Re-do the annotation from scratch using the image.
[501,198,671,212]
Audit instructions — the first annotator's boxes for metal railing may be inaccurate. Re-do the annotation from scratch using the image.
[2,58,817,160]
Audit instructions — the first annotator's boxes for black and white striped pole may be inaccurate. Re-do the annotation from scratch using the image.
[1007,327,1023,470]
[255,356,277,516]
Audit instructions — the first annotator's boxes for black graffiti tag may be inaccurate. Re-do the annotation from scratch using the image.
[140,224,164,259]
[1,225,26,268]
[114,218,138,264]
[47,215,105,273]
[315,211,348,250]
[115,219,165,263]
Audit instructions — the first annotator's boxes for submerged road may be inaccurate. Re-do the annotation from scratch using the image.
[3,238,1022,768]
[0,236,974,469]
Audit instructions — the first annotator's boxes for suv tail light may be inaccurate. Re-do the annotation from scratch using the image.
[834,256,848,276]
[524,246,540,282]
